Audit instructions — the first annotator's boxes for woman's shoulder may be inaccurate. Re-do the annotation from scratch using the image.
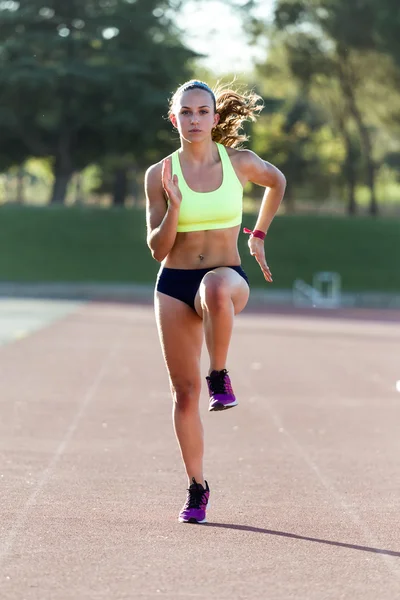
[225,146,261,170]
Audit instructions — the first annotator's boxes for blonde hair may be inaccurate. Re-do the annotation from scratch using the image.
[169,79,264,148]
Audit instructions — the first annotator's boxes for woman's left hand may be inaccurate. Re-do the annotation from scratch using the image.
[248,237,273,283]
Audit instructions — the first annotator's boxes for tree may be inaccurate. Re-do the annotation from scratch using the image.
[275,30,367,214]
[252,92,334,212]
[0,0,195,204]
[364,0,400,70]
[273,0,382,214]
[243,34,357,213]
[228,0,400,215]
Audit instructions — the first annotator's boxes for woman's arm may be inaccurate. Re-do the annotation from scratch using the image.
[237,150,287,283]
[145,159,181,262]
[238,149,286,235]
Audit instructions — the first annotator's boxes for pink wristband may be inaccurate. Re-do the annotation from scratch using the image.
[243,227,266,241]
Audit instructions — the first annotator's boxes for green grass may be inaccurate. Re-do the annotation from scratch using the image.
[1,204,399,293]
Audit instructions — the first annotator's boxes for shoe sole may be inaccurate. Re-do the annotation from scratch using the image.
[179,517,207,524]
[209,401,238,411]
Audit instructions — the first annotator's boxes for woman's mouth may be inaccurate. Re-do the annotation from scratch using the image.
[189,129,202,133]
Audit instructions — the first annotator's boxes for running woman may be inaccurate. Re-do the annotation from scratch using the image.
[145,80,286,523]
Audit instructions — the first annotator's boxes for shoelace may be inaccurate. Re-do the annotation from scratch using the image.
[186,487,207,509]
[207,369,231,395]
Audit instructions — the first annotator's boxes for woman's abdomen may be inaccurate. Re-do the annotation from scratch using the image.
[164,226,241,269]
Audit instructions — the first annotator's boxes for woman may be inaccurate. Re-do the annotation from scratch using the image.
[145,80,286,524]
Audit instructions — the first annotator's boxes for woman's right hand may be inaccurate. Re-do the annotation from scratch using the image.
[162,158,182,208]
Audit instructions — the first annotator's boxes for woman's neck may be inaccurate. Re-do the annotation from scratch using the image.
[179,138,217,165]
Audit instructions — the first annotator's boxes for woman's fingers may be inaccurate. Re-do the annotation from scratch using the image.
[161,159,182,207]
[264,268,273,283]
[161,158,166,185]
[165,157,172,180]
[162,159,181,199]
[261,258,273,282]
[253,251,273,282]
[260,263,273,282]
[162,158,171,190]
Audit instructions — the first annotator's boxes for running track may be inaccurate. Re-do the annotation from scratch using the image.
[1,298,400,599]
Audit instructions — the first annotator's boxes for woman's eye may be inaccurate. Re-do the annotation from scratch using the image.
[181,110,208,115]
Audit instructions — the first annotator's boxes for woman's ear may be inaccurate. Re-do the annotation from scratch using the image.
[213,113,220,127]
[170,114,177,129]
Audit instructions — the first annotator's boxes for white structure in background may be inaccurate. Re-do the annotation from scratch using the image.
[293,272,342,308]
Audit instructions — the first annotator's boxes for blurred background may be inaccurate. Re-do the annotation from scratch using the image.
[1,0,399,307]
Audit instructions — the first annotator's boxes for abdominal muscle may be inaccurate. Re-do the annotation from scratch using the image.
[163,225,241,269]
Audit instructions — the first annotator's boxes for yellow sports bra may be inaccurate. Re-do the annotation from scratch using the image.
[171,143,243,233]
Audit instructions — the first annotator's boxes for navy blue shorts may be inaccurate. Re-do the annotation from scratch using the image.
[156,265,249,311]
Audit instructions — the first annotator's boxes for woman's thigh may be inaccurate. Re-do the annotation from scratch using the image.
[155,291,204,396]
[194,267,250,318]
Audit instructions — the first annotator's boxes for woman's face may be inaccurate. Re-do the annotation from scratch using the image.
[171,88,220,142]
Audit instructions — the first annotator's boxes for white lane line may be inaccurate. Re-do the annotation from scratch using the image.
[271,401,400,578]
[239,374,400,579]
[0,338,120,566]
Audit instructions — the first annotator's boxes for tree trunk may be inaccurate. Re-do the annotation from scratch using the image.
[335,110,358,215]
[336,47,378,216]
[365,160,378,216]
[51,53,75,205]
[50,169,72,204]
[284,183,295,213]
[50,143,73,205]
[346,173,357,216]
[342,129,357,216]
[113,167,127,206]
[352,113,378,215]
[16,168,25,204]
[74,173,84,205]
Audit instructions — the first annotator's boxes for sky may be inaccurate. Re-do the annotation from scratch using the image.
[174,0,275,75]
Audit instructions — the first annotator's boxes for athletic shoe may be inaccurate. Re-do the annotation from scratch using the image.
[206,369,238,411]
[178,478,210,524]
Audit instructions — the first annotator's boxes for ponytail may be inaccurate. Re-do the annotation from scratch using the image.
[212,83,264,147]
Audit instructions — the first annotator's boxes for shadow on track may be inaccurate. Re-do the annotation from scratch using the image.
[203,523,400,557]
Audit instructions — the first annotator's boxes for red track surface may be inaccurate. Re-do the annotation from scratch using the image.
[1,300,400,599]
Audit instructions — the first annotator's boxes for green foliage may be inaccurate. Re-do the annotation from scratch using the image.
[362,0,400,68]
[275,0,377,50]
[232,0,400,213]
[0,0,196,201]
[0,205,399,293]
[250,40,346,205]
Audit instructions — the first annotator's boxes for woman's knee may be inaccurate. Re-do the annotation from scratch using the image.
[200,275,231,312]
[170,378,201,412]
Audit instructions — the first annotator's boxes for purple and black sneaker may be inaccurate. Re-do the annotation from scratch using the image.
[206,369,238,411]
[178,478,210,524]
